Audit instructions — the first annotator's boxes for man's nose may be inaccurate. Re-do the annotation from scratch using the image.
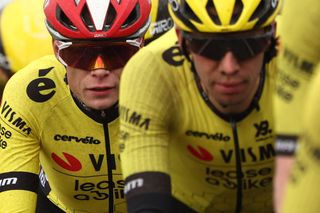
[90,68,110,77]
[218,51,240,75]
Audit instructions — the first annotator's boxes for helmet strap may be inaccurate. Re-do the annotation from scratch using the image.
[180,37,192,62]
[264,36,278,64]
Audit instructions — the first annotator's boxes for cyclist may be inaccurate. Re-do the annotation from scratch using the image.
[0,0,151,212]
[273,0,320,211]
[279,64,320,213]
[0,0,53,100]
[144,0,174,45]
[119,0,282,212]
[0,0,171,101]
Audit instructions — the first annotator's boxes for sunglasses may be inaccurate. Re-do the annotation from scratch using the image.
[53,39,142,71]
[183,29,273,61]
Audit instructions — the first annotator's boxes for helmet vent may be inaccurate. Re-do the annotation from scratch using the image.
[121,4,139,29]
[57,6,78,31]
[183,1,201,23]
[249,0,266,22]
[104,4,116,30]
[205,0,221,25]
[74,0,80,6]
[230,0,243,24]
[81,4,96,32]
[249,0,276,28]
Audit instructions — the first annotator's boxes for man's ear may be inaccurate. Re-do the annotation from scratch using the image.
[175,28,192,61]
[175,28,183,46]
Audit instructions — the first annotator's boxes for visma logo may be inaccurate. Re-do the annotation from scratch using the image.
[120,106,150,130]
[1,101,32,135]
[51,152,82,172]
[187,145,213,161]
[52,153,116,172]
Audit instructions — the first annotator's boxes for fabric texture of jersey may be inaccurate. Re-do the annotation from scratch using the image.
[119,29,276,213]
[274,0,320,139]
[0,55,126,213]
[281,64,320,213]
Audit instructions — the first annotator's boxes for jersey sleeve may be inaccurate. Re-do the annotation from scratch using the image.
[0,68,41,212]
[274,0,320,148]
[281,64,320,213]
[120,47,175,177]
[119,35,182,211]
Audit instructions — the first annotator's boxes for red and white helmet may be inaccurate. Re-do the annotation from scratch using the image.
[44,0,151,41]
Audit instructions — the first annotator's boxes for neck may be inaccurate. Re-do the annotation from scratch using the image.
[71,93,119,123]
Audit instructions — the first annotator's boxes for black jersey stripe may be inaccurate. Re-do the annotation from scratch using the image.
[0,171,38,193]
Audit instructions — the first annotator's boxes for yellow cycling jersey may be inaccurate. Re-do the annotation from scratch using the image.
[274,0,320,143]
[280,64,320,213]
[119,29,276,213]
[0,55,126,213]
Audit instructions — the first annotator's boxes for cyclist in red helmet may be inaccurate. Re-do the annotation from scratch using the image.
[0,0,150,212]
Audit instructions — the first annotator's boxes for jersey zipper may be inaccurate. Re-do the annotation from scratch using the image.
[103,123,115,213]
[230,118,243,213]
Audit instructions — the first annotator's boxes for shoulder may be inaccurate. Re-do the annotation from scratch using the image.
[120,29,193,108]
[123,29,189,83]
[278,0,320,56]
[0,55,69,136]
[3,55,69,109]
[304,64,320,121]
[132,29,184,68]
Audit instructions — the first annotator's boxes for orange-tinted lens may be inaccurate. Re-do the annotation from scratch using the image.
[93,55,106,70]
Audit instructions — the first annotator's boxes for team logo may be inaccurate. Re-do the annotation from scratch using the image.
[52,152,82,171]
[187,145,213,162]
[27,67,56,102]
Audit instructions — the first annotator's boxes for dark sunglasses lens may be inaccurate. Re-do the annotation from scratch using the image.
[232,38,269,60]
[187,37,270,61]
[58,43,139,70]
[187,39,225,60]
